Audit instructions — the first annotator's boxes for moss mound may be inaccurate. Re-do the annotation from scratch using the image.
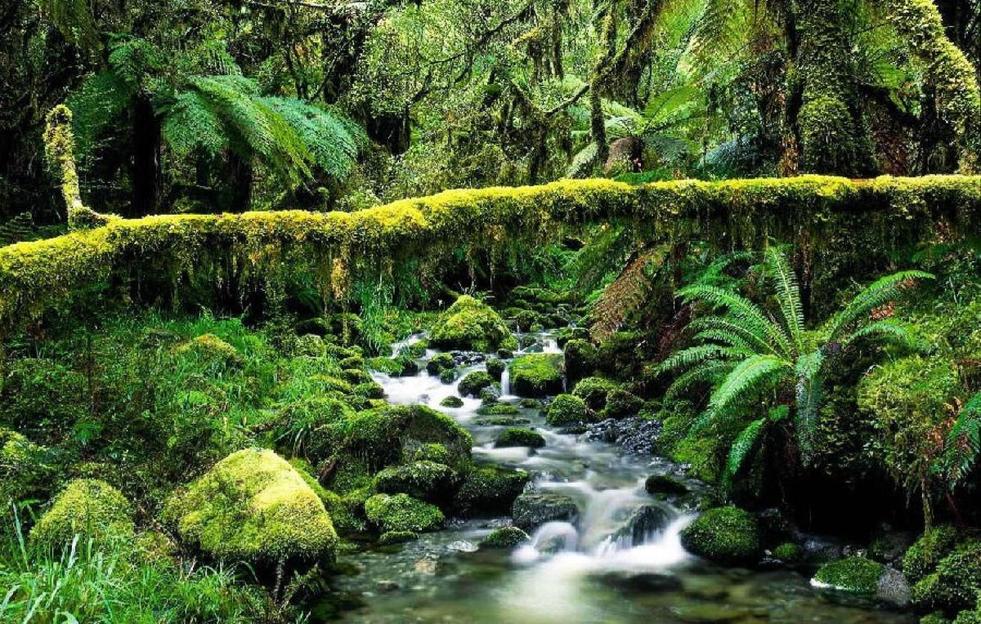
[373,460,458,502]
[904,525,961,583]
[680,506,761,565]
[30,479,134,550]
[429,296,517,353]
[813,557,885,594]
[545,394,589,426]
[163,448,338,564]
[911,540,981,614]
[480,526,530,549]
[426,353,456,375]
[458,371,494,398]
[439,396,465,408]
[453,465,530,516]
[365,493,444,533]
[0,428,56,503]
[571,377,620,410]
[510,354,564,398]
[495,428,546,449]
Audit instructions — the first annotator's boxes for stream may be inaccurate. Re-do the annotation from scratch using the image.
[329,331,915,623]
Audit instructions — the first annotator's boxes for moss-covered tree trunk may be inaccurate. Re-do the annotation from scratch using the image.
[791,0,876,176]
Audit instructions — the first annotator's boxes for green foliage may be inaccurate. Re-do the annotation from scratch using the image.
[162,448,338,564]
[679,506,761,565]
[911,540,981,614]
[904,525,962,584]
[30,480,134,551]
[813,557,885,594]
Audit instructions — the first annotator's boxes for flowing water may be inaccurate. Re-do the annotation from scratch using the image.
[328,332,914,624]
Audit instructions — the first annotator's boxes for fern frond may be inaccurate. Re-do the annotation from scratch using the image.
[0,213,36,245]
[655,343,746,374]
[591,245,670,342]
[842,318,918,348]
[723,417,766,490]
[765,247,805,350]
[687,316,775,355]
[942,393,981,486]
[664,360,734,401]
[695,354,791,430]
[826,271,934,340]
[689,0,750,71]
[691,328,755,351]
[678,284,792,357]
[262,97,366,180]
[66,71,133,159]
[794,349,825,463]
[162,90,227,157]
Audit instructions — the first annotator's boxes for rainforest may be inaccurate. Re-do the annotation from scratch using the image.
[0,0,980,622]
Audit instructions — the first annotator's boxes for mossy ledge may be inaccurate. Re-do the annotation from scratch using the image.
[0,176,978,336]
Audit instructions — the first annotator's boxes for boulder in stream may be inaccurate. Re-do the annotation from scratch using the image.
[680,505,761,566]
[512,491,579,531]
[480,526,531,549]
[509,354,564,397]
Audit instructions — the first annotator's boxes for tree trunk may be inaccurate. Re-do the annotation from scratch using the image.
[131,95,161,217]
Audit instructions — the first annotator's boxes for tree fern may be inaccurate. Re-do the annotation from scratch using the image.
[590,244,670,341]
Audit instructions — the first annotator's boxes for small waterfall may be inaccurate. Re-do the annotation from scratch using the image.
[543,337,560,353]
[501,368,511,395]
[513,521,579,564]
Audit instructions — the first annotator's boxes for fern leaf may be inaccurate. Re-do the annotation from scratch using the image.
[842,318,918,348]
[723,417,766,490]
[0,213,36,246]
[794,349,825,463]
[826,271,934,340]
[765,247,805,351]
[655,343,746,374]
[591,245,670,341]
[678,284,793,357]
[942,393,981,486]
[664,360,734,401]
[697,354,791,430]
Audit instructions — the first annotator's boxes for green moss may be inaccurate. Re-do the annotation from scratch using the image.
[408,443,452,464]
[571,377,620,410]
[440,396,465,408]
[476,403,520,416]
[772,542,803,563]
[373,461,458,502]
[495,428,546,449]
[162,448,338,564]
[904,525,962,583]
[545,394,590,426]
[480,526,530,549]
[601,389,644,418]
[426,353,456,375]
[429,296,517,352]
[453,465,530,517]
[680,506,761,565]
[30,479,134,550]
[912,540,981,614]
[0,428,56,503]
[563,339,598,383]
[378,530,418,545]
[367,355,419,377]
[485,357,505,381]
[364,493,444,533]
[509,354,564,398]
[813,557,885,594]
[458,371,494,398]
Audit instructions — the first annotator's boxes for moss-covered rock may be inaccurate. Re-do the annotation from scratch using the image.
[30,479,134,550]
[367,355,419,377]
[485,357,506,381]
[602,389,644,418]
[813,557,885,594]
[510,354,564,397]
[644,474,689,496]
[373,461,458,503]
[545,394,589,426]
[378,530,418,545]
[0,428,56,503]
[904,525,961,583]
[440,396,465,408]
[429,296,517,353]
[772,542,803,563]
[911,540,981,614]
[480,526,531,549]
[495,428,546,449]
[453,465,530,517]
[680,506,761,565]
[572,377,621,410]
[564,339,598,383]
[163,449,337,564]
[476,403,520,416]
[364,493,444,533]
[426,352,456,375]
[273,396,356,461]
[458,371,494,398]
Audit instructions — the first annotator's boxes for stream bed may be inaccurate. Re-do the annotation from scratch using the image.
[329,332,915,624]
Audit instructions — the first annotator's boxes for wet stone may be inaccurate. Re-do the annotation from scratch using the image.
[585,417,662,455]
[512,492,579,532]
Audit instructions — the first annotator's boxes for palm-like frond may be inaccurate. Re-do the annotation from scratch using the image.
[162,90,227,157]
[66,71,133,160]
[697,354,791,430]
[826,270,934,341]
[765,246,805,350]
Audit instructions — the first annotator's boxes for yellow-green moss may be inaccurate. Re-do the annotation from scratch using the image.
[364,493,444,533]
[509,353,564,398]
[162,448,338,564]
[429,295,517,353]
[680,506,761,565]
[0,176,978,340]
[30,479,134,550]
[813,556,885,594]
